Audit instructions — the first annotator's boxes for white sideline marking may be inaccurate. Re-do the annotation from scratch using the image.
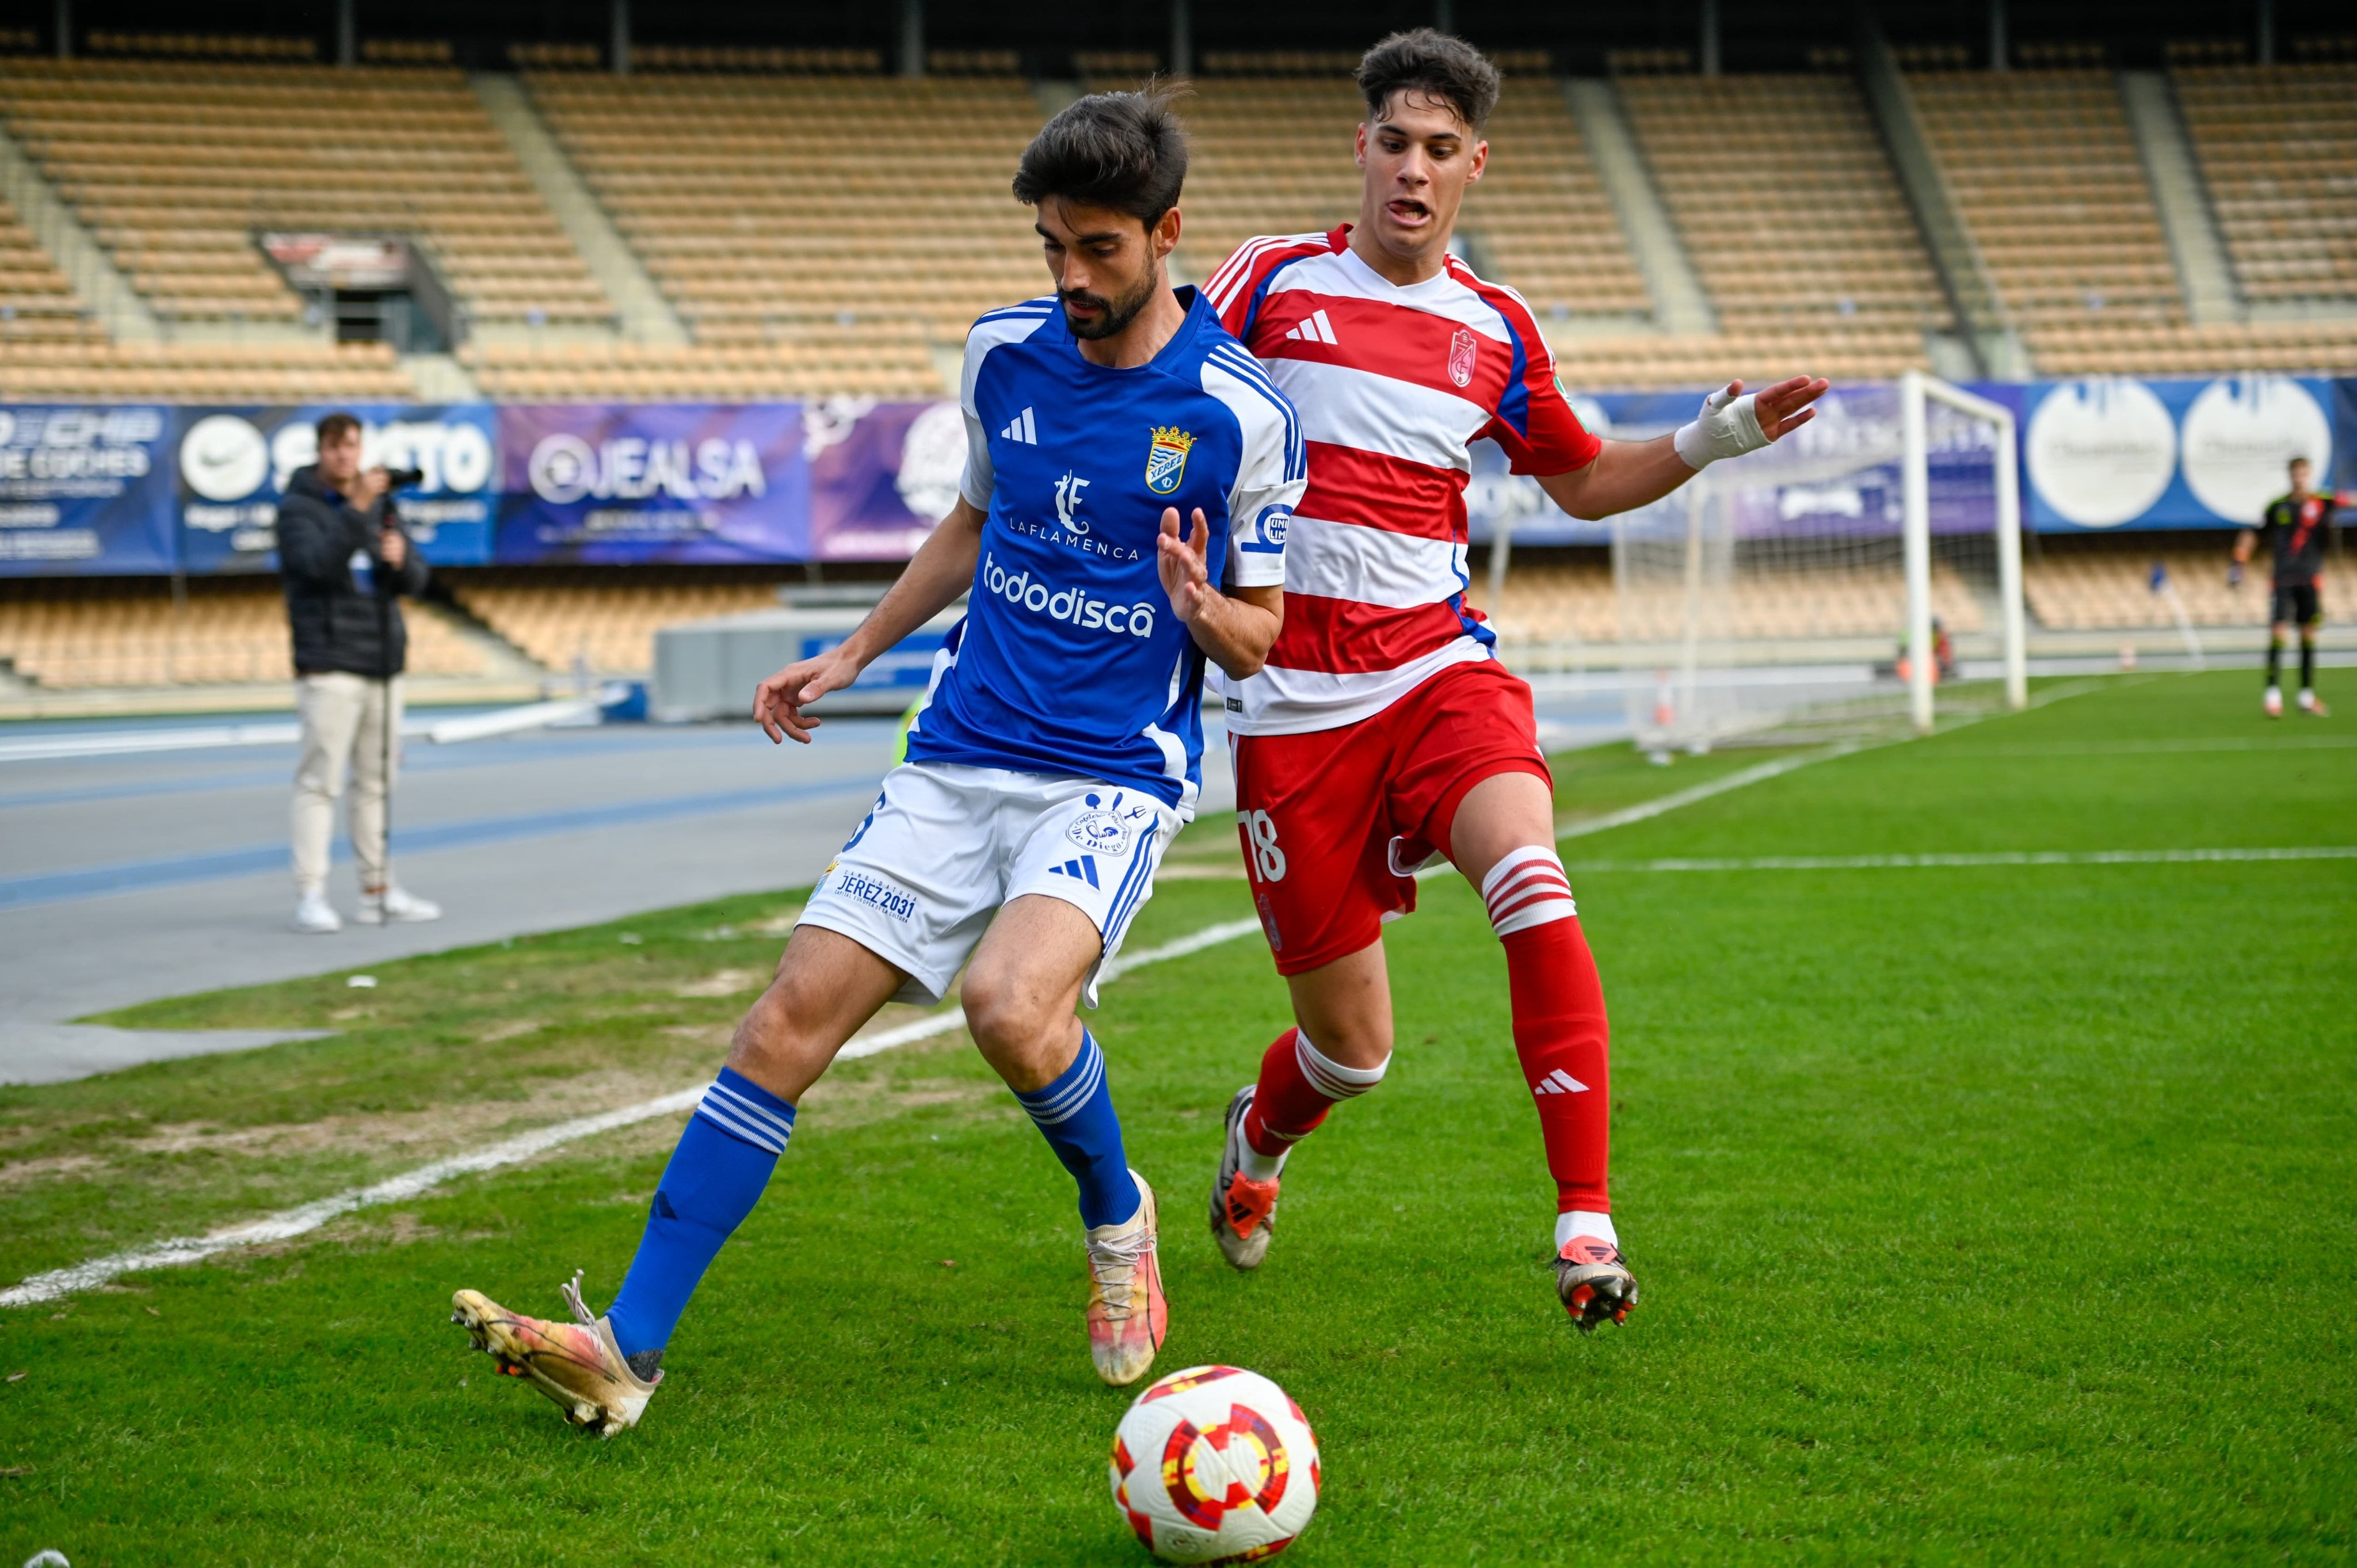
[0,695,620,765]
[0,1089,703,1307]
[13,696,2116,1306]
[0,921,1267,1306]
[1567,846,2357,874]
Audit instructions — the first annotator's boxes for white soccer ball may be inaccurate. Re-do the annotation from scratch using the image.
[1109,1364,1319,1563]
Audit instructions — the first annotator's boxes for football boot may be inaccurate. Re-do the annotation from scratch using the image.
[452,1271,660,1436]
[1086,1170,1168,1387]
[1554,1235,1639,1334]
[1208,1084,1281,1271]
[2299,689,2330,718]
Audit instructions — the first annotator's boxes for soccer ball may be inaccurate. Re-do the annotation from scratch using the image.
[1109,1364,1319,1563]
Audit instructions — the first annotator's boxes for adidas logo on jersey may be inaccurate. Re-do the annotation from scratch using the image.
[1048,857,1101,888]
[1283,310,1339,346]
[1532,1069,1589,1096]
[1000,406,1038,444]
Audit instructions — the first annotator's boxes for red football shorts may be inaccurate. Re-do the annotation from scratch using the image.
[1231,659,1553,976]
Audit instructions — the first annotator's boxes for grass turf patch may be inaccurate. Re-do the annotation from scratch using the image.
[1,671,2351,1563]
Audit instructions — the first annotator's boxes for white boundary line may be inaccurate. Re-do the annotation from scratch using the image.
[1566,846,2357,873]
[0,920,1269,1306]
[0,684,2146,1307]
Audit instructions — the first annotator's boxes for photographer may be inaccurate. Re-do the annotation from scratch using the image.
[278,411,443,934]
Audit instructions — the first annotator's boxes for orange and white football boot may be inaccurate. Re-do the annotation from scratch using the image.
[451,1271,661,1436]
[1086,1170,1167,1386]
[1208,1085,1281,1270]
[1554,1235,1639,1334]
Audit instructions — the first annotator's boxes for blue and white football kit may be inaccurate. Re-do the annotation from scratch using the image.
[800,287,1306,1007]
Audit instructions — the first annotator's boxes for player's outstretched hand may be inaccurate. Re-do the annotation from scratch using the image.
[1157,506,1217,625]
[1752,375,1832,442]
[754,647,859,745]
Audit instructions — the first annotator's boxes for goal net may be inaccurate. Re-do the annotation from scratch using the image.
[1609,373,2023,754]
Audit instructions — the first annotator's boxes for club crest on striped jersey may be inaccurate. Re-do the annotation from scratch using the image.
[1145,425,1196,495]
[1447,326,1478,388]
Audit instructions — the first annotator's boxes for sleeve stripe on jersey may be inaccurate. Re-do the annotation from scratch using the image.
[1207,342,1306,478]
[1203,238,1282,311]
[972,297,1057,327]
[1206,232,1328,316]
[1204,234,1305,312]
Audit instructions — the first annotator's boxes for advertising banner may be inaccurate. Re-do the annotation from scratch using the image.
[0,405,178,575]
[2020,375,2336,531]
[494,403,807,564]
[174,403,498,574]
[804,397,966,561]
[1466,383,2001,546]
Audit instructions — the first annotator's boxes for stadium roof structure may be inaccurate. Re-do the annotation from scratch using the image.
[21,0,2354,78]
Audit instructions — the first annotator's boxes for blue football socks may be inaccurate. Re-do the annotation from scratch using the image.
[605,1067,794,1364]
[1013,1030,1141,1230]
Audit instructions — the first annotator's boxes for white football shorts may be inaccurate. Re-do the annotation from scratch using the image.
[798,761,1179,1008]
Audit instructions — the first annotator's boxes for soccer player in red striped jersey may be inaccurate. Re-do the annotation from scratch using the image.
[1199,29,1829,1330]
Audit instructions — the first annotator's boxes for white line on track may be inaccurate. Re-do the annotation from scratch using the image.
[1565,846,2357,873]
[0,919,1269,1306]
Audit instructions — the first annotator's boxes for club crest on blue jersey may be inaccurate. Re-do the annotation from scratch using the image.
[1145,425,1196,495]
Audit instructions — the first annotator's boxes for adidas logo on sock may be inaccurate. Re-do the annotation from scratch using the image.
[1283,309,1338,346]
[1048,857,1100,888]
[1533,1068,1589,1096]
[1000,406,1038,444]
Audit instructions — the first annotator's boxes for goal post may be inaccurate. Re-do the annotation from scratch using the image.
[1603,374,2027,755]
[1903,371,2026,733]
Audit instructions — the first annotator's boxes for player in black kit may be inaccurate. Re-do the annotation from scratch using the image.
[2233,456,2337,718]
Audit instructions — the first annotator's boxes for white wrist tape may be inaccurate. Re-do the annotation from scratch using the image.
[1673,383,1769,470]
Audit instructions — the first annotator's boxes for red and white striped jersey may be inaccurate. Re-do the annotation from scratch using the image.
[1205,225,1601,735]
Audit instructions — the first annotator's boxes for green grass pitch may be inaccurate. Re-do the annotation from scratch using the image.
[1,670,2351,1563]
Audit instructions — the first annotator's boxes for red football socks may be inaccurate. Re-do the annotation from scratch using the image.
[1242,1026,1389,1163]
[1483,847,1611,1215]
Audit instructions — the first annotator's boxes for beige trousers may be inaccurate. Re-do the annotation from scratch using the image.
[292,671,402,895]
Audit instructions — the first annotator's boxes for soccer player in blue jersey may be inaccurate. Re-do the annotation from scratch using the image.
[453,87,1305,1433]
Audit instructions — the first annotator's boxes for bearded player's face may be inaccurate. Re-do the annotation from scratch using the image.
[1355,90,1488,270]
[1035,197,1178,342]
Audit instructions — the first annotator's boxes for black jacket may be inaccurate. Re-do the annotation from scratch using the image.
[277,464,429,678]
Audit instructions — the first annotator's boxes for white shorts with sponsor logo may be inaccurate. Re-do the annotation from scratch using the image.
[798,761,1178,1009]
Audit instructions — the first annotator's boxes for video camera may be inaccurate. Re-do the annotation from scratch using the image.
[382,467,427,489]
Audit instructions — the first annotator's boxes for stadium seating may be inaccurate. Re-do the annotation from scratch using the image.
[1607,74,1947,386]
[0,338,416,400]
[445,571,789,674]
[1911,68,2357,375]
[1458,78,1652,321]
[459,326,937,401]
[2024,537,2351,630]
[0,577,484,688]
[522,70,1045,357]
[0,59,614,331]
[1486,558,1985,643]
[0,193,100,345]
[1911,70,2191,372]
[2173,64,2357,306]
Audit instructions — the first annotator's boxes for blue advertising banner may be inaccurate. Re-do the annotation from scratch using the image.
[174,403,498,574]
[804,396,964,561]
[2020,375,2336,531]
[1466,383,2000,545]
[18,373,2352,577]
[2333,378,2357,497]
[494,403,807,564]
[0,405,177,575]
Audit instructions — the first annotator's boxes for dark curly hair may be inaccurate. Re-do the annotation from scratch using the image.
[1356,29,1500,131]
[1012,84,1190,229]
